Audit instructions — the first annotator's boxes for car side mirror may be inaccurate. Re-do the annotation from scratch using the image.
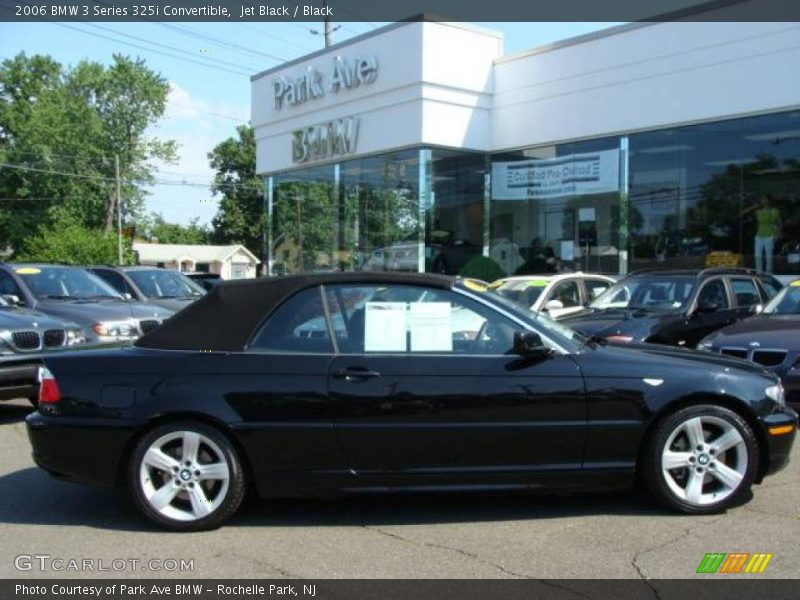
[1,294,21,306]
[694,300,719,315]
[543,299,564,312]
[513,330,554,359]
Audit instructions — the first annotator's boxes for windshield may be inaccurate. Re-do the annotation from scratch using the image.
[127,269,206,299]
[14,266,122,300]
[590,276,696,311]
[763,283,800,315]
[491,279,548,308]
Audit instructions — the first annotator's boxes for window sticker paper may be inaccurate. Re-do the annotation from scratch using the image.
[364,302,407,352]
[409,302,452,352]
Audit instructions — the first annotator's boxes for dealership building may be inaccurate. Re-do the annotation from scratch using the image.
[251,19,800,278]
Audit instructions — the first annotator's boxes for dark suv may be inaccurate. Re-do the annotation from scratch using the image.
[561,268,783,348]
[88,266,206,312]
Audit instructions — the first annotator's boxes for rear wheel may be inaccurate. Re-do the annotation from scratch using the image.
[128,422,246,531]
[643,405,758,514]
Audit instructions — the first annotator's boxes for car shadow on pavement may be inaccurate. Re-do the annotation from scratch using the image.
[0,466,678,531]
[0,467,151,532]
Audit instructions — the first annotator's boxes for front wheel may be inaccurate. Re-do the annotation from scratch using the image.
[128,422,246,531]
[643,405,759,514]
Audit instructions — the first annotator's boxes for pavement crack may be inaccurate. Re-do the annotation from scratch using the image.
[363,525,531,579]
[630,516,722,599]
[221,550,299,578]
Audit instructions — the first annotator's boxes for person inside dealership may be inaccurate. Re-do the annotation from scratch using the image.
[742,194,781,273]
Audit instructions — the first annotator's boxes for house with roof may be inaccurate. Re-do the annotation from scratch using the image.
[132,243,261,280]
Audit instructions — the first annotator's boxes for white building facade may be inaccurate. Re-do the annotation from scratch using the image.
[252,20,800,277]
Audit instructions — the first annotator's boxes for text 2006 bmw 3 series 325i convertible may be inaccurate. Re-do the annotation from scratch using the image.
[26,273,797,530]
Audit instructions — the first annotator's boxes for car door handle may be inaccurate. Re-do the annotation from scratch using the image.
[332,367,381,381]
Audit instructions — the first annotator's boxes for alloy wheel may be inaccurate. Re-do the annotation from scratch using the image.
[139,430,230,522]
[660,415,747,506]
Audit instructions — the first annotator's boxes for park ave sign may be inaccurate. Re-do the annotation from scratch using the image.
[273,55,378,110]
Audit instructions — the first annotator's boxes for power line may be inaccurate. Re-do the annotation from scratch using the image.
[82,22,262,73]
[156,21,288,64]
[240,23,318,53]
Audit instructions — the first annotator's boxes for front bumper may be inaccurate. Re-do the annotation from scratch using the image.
[760,409,798,478]
[26,412,142,487]
[0,362,38,401]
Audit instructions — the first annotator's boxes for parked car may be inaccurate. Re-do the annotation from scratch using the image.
[699,280,800,411]
[88,266,206,312]
[0,294,86,405]
[0,264,173,344]
[26,273,796,530]
[489,273,615,320]
[560,268,782,348]
[184,272,222,291]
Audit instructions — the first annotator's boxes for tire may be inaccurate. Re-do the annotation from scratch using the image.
[642,404,759,514]
[128,421,246,531]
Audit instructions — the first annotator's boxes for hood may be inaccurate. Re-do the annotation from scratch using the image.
[144,297,194,313]
[702,315,800,351]
[31,298,170,329]
[561,307,675,340]
[577,340,773,380]
[0,306,78,330]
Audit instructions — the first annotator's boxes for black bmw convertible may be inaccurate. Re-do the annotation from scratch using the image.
[26,273,797,530]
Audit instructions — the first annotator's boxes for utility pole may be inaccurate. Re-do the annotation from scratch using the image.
[115,154,122,265]
[309,1,339,48]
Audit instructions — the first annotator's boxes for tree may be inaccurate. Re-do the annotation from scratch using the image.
[139,212,210,244]
[16,217,135,265]
[209,125,265,261]
[0,53,176,253]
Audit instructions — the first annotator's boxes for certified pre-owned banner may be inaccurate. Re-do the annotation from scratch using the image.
[491,149,620,201]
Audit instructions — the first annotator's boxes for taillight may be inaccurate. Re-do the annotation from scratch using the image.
[37,366,61,404]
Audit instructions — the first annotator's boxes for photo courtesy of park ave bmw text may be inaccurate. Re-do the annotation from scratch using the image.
[0,0,799,597]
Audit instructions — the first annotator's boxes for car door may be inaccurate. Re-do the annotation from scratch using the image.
[682,277,737,347]
[542,279,584,319]
[324,282,586,489]
[221,286,347,495]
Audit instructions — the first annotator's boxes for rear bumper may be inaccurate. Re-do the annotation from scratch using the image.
[26,412,142,487]
[760,409,798,478]
[0,363,38,401]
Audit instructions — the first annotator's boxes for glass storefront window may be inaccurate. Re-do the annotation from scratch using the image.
[628,110,800,274]
[489,136,623,277]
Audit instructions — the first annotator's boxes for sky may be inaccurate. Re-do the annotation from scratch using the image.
[0,21,620,226]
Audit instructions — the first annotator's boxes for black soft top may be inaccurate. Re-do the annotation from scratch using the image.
[135,272,455,351]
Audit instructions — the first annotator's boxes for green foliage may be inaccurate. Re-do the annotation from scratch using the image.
[459,255,507,282]
[16,217,134,265]
[140,212,210,244]
[209,125,264,261]
[0,52,175,253]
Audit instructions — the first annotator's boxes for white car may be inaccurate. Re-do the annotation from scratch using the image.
[490,273,616,320]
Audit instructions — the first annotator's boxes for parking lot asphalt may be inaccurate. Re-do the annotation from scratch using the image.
[0,398,798,580]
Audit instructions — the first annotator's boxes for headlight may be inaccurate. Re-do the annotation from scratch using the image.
[765,383,785,407]
[92,321,137,338]
[65,329,86,346]
[697,340,714,350]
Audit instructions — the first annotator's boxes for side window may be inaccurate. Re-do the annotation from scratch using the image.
[0,271,22,297]
[325,284,517,355]
[696,279,730,309]
[91,269,127,295]
[548,280,580,308]
[585,279,610,301]
[730,278,760,307]
[248,287,333,353]
[757,278,781,300]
